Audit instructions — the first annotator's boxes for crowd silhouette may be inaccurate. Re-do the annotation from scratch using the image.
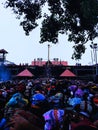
[0,78,98,130]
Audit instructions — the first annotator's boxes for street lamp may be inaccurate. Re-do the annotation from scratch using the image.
[90,43,98,80]
[90,43,97,64]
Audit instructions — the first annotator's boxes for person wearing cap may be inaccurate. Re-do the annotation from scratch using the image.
[31,92,49,118]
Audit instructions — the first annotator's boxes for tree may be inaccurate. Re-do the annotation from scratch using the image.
[4,0,98,60]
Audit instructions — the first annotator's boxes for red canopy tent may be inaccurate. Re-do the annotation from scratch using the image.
[60,69,76,77]
[16,69,34,77]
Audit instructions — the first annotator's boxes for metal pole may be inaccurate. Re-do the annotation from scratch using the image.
[95,47,97,66]
[95,46,98,76]
[48,44,50,66]
[91,50,93,65]
[90,43,98,81]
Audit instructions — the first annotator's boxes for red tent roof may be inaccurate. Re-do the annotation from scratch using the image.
[17,69,34,77]
[60,69,76,77]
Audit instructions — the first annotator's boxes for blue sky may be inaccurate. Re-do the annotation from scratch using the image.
[0,0,97,65]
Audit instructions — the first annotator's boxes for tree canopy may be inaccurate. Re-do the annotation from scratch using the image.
[4,0,98,60]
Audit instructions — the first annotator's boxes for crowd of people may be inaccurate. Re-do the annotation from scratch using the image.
[0,78,98,130]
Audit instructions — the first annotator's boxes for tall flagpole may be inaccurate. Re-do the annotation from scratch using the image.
[48,44,50,66]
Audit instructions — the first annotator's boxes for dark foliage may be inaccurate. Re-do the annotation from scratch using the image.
[4,0,98,60]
